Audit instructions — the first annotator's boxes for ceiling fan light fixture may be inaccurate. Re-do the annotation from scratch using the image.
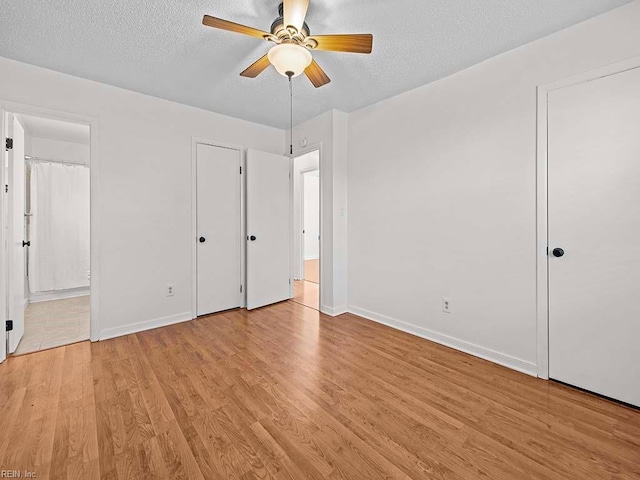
[268,43,312,78]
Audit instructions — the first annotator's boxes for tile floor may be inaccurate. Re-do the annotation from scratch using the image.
[14,295,90,355]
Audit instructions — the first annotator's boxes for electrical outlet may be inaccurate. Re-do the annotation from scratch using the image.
[166,284,174,297]
[442,297,452,314]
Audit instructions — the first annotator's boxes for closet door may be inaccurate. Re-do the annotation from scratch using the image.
[548,66,640,407]
[246,149,291,310]
[196,143,242,316]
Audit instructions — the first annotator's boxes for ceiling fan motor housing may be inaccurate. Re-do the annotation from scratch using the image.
[272,3,311,40]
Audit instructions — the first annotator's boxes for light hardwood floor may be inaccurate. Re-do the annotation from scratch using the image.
[304,258,319,284]
[293,280,319,310]
[0,300,639,479]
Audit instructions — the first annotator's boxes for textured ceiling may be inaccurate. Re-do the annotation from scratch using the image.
[0,0,631,129]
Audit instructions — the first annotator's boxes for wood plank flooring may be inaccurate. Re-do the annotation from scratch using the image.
[293,280,319,310]
[304,259,319,284]
[0,300,639,479]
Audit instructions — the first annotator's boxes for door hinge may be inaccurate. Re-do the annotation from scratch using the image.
[5,138,13,150]
[240,285,243,293]
[4,185,7,194]
[6,320,13,332]
[289,279,291,285]
[240,166,242,174]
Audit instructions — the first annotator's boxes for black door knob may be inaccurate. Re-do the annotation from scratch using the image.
[552,247,564,258]
[199,237,206,243]
[22,240,30,247]
[249,235,256,241]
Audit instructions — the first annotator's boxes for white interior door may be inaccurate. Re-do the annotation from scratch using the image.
[196,143,241,316]
[246,149,291,310]
[303,172,320,261]
[7,115,26,353]
[548,66,640,407]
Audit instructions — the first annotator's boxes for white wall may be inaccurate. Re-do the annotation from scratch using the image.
[292,151,319,278]
[0,56,284,340]
[28,137,90,165]
[303,173,320,260]
[347,0,640,375]
[288,109,348,316]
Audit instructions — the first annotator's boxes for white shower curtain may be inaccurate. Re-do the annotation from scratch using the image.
[29,162,90,293]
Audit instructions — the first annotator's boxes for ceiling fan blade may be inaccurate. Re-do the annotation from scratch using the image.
[304,59,331,88]
[307,34,373,54]
[240,54,271,78]
[202,15,271,40]
[283,0,309,33]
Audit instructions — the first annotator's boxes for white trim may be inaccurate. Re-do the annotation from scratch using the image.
[1,110,7,362]
[289,154,294,299]
[191,137,246,319]
[0,100,100,350]
[29,287,90,303]
[298,168,305,281]
[535,55,640,379]
[321,304,347,317]
[349,305,537,376]
[99,311,193,341]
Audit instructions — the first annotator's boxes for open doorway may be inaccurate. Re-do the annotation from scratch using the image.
[3,112,91,355]
[292,150,320,310]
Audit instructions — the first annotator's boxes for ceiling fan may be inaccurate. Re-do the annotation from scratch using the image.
[202,0,373,88]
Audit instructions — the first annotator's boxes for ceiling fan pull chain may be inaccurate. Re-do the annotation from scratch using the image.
[289,74,293,155]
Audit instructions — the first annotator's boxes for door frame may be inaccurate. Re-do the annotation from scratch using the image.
[290,145,322,308]
[536,55,640,379]
[0,100,100,358]
[298,165,320,282]
[190,137,246,317]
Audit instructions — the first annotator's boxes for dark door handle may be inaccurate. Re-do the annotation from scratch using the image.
[552,247,564,257]
[22,240,30,247]
[199,237,206,243]
[249,235,256,241]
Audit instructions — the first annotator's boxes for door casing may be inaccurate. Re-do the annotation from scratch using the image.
[0,101,99,362]
[291,145,324,310]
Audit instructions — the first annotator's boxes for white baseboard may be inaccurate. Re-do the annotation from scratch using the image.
[29,287,90,303]
[321,304,348,317]
[99,311,193,341]
[347,305,537,376]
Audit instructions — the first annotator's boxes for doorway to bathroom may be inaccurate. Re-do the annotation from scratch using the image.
[292,150,320,310]
[4,112,91,355]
